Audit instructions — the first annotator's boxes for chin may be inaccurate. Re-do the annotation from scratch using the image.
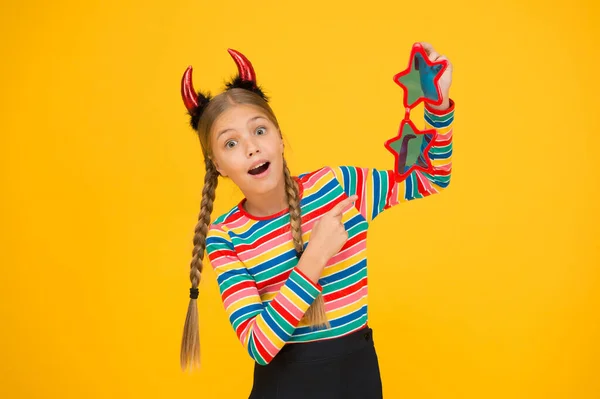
[256,174,282,194]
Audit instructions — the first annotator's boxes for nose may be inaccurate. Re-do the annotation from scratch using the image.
[246,137,260,157]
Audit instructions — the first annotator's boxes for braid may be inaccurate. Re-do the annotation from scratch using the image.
[180,158,219,371]
[283,161,304,255]
[190,159,219,281]
[283,159,330,329]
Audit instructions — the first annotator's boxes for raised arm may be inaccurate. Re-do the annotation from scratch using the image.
[330,99,454,224]
[206,223,322,365]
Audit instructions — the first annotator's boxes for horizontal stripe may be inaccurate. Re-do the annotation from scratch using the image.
[203,103,455,364]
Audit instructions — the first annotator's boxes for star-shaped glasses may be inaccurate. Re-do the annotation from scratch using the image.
[384,43,449,182]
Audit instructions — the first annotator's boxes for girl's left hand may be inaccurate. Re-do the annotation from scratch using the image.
[420,42,453,111]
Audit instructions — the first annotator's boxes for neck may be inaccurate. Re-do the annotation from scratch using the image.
[243,176,289,218]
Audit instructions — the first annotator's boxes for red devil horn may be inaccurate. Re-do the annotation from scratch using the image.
[227,49,257,84]
[181,66,198,111]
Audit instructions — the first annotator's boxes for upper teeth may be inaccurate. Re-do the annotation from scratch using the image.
[252,162,267,170]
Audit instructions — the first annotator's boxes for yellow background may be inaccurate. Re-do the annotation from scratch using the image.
[1,0,598,397]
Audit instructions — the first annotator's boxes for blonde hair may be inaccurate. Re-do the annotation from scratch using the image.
[180,88,329,372]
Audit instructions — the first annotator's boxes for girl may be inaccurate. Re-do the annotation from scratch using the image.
[179,44,454,398]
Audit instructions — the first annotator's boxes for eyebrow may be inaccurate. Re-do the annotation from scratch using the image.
[216,116,267,139]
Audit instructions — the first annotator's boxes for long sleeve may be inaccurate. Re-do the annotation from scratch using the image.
[205,223,323,365]
[330,99,454,223]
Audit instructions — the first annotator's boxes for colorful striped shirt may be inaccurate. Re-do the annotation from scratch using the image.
[205,101,454,365]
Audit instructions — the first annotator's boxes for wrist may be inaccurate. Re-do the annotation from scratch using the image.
[303,245,329,268]
[428,99,449,111]
[296,247,327,284]
[425,98,455,115]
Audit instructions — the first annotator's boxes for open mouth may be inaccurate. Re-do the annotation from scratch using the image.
[248,161,270,175]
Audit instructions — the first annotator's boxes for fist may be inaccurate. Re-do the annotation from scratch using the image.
[308,195,358,264]
[420,42,453,110]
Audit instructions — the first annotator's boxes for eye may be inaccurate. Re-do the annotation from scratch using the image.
[225,139,237,149]
[255,126,267,135]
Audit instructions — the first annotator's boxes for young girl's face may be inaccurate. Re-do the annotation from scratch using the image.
[209,104,284,196]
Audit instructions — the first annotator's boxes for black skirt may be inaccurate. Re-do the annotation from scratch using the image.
[249,326,383,399]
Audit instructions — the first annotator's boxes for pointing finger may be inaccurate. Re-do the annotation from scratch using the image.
[330,195,358,217]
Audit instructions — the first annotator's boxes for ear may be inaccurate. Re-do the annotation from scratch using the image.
[279,131,284,154]
[210,157,227,177]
